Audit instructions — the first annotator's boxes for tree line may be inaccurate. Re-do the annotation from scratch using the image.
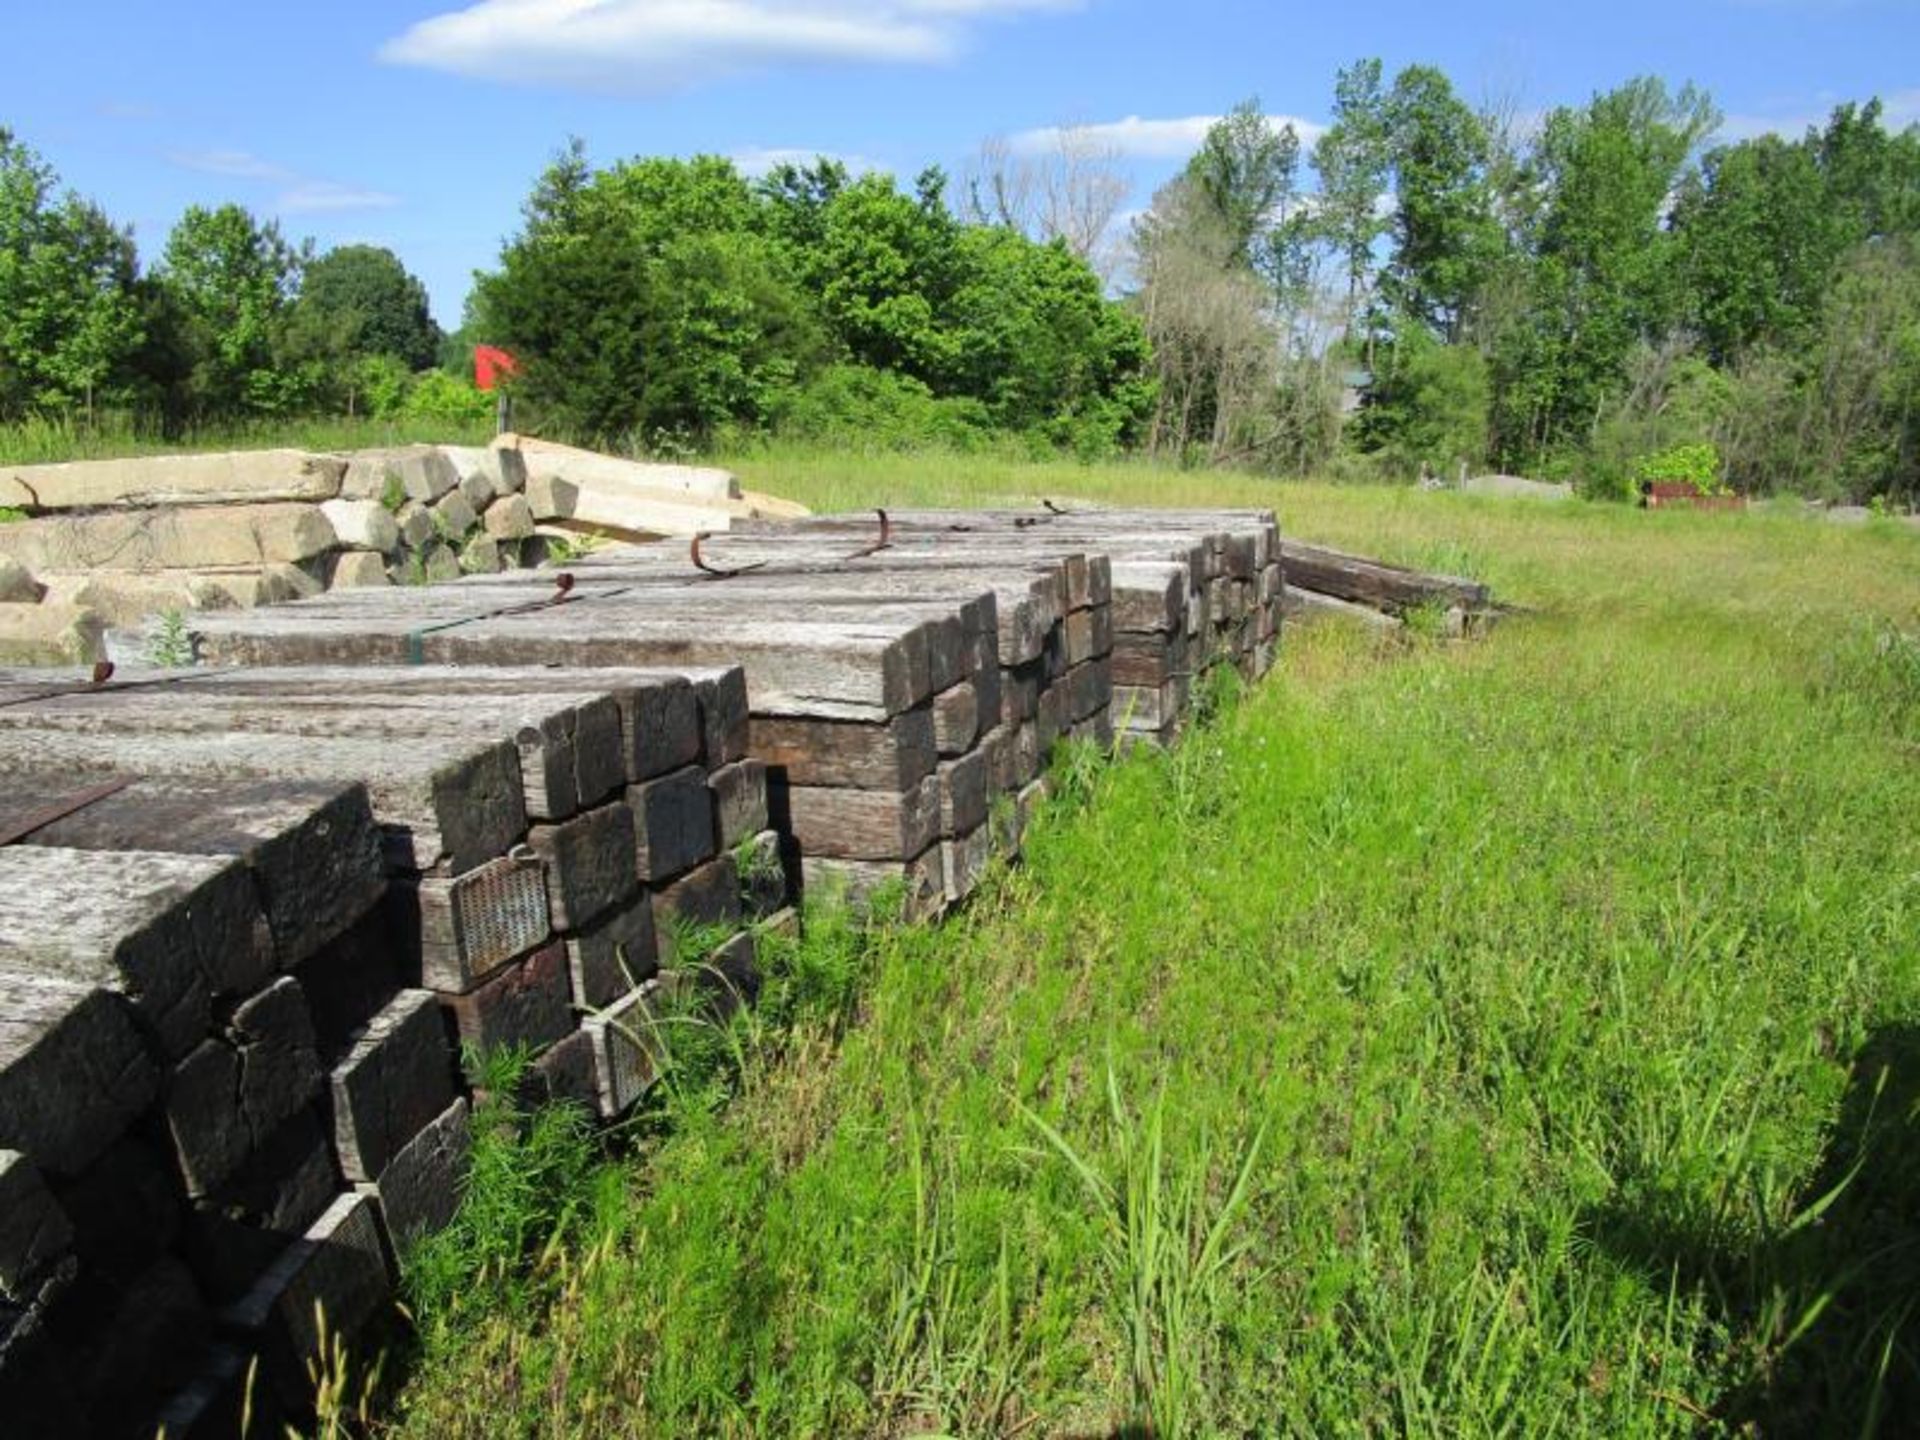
[0,128,484,433]
[4,61,1918,498]
[1133,68,1920,499]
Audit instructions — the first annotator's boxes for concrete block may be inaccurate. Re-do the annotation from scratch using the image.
[431,489,478,542]
[393,501,435,549]
[481,493,535,541]
[319,498,399,553]
[341,445,455,504]
[441,444,521,499]
[0,600,103,665]
[329,549,391,589]
[0,450,344,510]
[460,534,503,574]
[0,556,45,603]
[0,503,337,571]
[525,473,578,521]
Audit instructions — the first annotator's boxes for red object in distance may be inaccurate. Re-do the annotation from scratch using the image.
[473,345,520,391]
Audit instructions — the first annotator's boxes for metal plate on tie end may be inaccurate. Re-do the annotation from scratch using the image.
[417,852,553,992]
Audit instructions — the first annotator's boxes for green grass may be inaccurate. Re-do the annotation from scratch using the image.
[373,454,1920,1437]
[0,411,495,465]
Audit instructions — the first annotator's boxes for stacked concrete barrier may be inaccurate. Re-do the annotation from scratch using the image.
[0,442,823,672]
[0,446,559,667]
[0,663,784,1436]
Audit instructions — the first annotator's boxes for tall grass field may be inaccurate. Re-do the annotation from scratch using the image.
[12,430,1919,1433]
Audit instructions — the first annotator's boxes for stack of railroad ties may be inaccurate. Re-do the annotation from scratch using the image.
[0,664,780,1436]
[0,503,1296,1437]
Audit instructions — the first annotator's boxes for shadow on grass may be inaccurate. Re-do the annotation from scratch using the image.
[1586,1024,1920,1437]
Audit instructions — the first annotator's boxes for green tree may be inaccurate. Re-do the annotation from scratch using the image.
[0,128,145,417]
[1309,60,1393,333]
[1505,78,1718,459]
[946,227,1152,449]
[1380,65,1499,342]
[293,244,440,370]
[1355,327,1490,477]
[1184,98,1303,277]
[475,148,816,442]
[808,169,966,383]
[1670,134,1831,361]
[154,202,306,415]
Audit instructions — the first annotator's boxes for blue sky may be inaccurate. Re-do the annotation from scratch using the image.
[9,0,1917,325]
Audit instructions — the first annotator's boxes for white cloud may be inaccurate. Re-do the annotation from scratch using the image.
[379,0,1079,94]
[279,181,401,213]
[1717,88,1920,142]
[166,149,399,214]
[730,146,879,177]
[1009,112,1325,161]
[168,148,287,182]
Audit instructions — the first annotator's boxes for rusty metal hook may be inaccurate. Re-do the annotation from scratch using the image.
[846,508,893,560]
[690,532,766,579]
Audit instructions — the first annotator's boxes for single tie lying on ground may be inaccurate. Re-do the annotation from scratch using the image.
[0,504,1489,1437]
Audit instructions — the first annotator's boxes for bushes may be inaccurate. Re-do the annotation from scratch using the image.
[774,364,992,452]
[1633,441,1725,495]
[400,370,495,425]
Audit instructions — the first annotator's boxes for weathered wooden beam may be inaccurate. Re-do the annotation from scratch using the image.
[0,775,384,970]
[0,846,266,1058]
[0,728,524,875]
[749,708,936,792]
[0,975,158,1175]
[784,775,942,861]
[1277,539,1488,614]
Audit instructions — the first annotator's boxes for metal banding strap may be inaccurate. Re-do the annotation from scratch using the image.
[400,573,637,665]
[0,776,136,847]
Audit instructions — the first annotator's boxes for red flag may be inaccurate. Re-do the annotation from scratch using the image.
[473,344,520,391]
